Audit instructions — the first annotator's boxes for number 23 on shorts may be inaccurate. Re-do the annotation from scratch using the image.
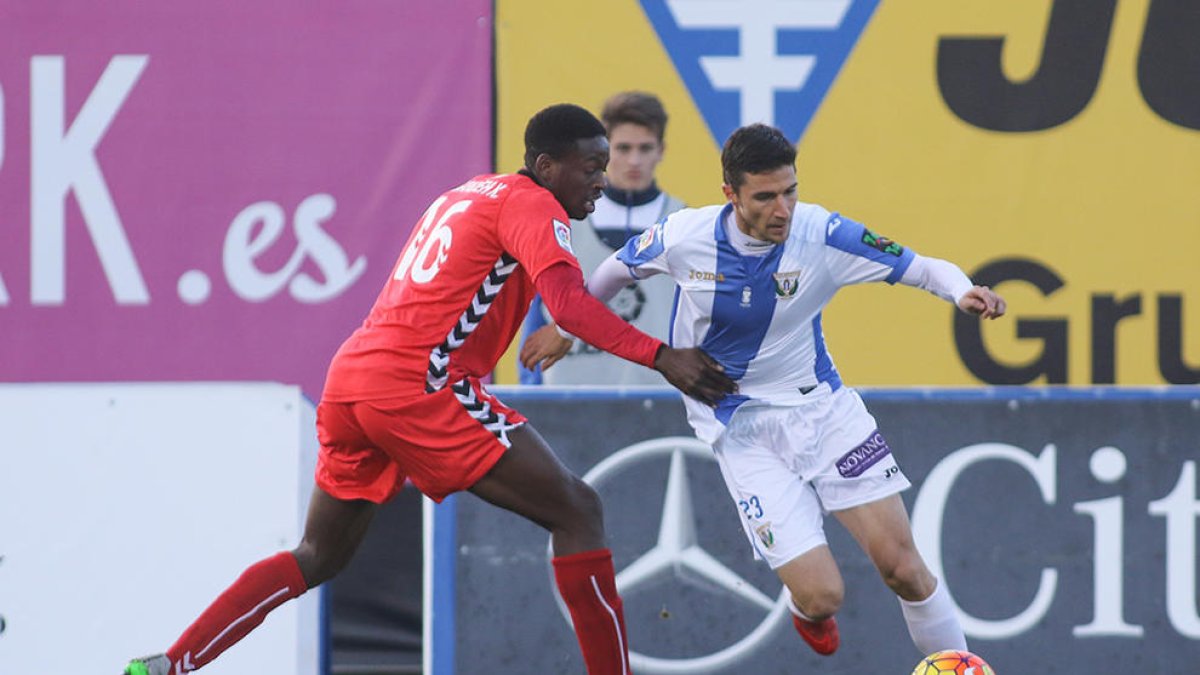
[739,495,764,519]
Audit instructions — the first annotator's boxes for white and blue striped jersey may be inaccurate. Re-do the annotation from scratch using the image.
[616,201,916,444]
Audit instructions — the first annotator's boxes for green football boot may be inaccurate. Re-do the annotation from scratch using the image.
[123,654,171,675]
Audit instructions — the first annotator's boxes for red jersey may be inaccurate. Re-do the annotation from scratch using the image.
[323,173,580,401]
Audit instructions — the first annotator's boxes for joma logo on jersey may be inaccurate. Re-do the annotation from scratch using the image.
[639,0,880,144]
[688,270,725,282]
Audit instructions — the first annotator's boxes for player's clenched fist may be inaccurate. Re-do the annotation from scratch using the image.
[654,346,738,406]
[957,285,1006,320]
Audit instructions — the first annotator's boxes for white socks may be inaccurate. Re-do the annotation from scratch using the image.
[786,593,811,620]
[899,579,967,654]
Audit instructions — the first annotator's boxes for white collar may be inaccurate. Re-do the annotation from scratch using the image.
[723,208,776,257]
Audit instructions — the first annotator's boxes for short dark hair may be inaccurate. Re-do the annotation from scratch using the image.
[524,104,607,169]
[721,124,797,190]
[601,91,668,142]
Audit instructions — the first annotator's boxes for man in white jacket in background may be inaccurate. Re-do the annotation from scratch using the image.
[520,91,686,385]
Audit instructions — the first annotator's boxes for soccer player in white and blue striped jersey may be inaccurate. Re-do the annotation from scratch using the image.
[521,123,1006,659]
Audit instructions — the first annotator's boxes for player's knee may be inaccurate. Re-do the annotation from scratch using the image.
[565,476,604,527]
[878,552,934,599]
[796,584,843,621]
[292,540,350,588]
[549,475,604,539]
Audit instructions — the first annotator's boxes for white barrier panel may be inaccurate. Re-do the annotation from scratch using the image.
[0,383,320,675]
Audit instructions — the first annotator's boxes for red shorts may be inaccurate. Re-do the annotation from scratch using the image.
[315,378,527,503]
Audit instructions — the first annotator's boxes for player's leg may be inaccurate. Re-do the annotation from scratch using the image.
[711,406,841,655]
[291,486,378,585]
[833,493,967,654]
[469,423,629,675]
[775,546,843,619]
[810,387,963,653]
[773,545,844,655]
[811,415,965,654]
[175,488,376,671]
[834,492,933,600]
[125,401,387,675]
[125,487,377,675]
[358,380,625,673]
[469,423,604,553]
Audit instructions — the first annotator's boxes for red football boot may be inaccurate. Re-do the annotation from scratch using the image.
[792,614,839,655]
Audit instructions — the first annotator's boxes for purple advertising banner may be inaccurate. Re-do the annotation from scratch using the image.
[0,2,493,397]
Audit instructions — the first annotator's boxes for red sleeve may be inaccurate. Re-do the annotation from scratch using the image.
[534,262,663,369]
[496,185,580,280]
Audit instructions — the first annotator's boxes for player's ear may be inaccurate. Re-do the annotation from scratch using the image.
[534,153,559,188]
[721,183,736,204]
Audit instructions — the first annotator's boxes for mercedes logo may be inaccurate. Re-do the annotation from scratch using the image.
[549,437,791,674]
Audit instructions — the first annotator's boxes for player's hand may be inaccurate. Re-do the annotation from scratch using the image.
[654,346,738,406]
[519,324,574,372]
[958,285,1007,320]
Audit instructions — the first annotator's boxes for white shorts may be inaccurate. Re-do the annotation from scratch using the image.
[712,386,911,569]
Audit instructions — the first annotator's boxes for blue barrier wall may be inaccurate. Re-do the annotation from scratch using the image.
[431,387,1200,673]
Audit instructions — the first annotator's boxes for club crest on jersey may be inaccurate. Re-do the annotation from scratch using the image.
[740,285,753,308]
[755,522,775,550]
[772,270,801,298]
[861,229,903,256]
[552,219,574,254]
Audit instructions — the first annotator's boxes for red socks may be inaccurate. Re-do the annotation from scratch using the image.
[161,548,629,673]
[552,548,631,675]
[165,551,308,672]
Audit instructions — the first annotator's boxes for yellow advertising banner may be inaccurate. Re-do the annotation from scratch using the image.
[495,0,1199,386]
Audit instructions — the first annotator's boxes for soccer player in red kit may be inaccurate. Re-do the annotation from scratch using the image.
[123,104,736,675]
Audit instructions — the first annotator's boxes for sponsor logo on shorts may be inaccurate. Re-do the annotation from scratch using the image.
[836,430,891,478]
[755,522,775,550]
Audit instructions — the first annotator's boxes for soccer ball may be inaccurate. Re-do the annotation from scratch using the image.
[911,649,995,675]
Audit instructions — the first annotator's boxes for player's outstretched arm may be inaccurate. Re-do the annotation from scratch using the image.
[899,254,1006,320]
[533,262,736,404]
[521,252,658,373]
